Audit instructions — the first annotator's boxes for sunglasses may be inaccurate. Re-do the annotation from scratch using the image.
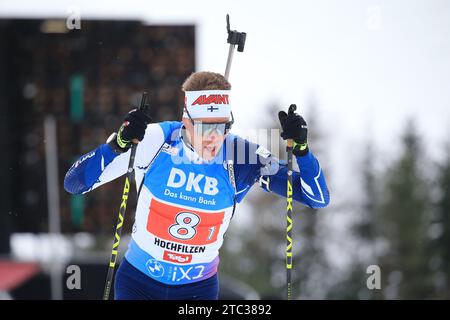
[185,108,234,137]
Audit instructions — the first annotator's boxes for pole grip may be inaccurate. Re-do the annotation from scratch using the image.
[131,92,148,144]
[287,139,294,148]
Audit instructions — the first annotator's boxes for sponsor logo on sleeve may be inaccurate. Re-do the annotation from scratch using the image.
[74,151,96,168]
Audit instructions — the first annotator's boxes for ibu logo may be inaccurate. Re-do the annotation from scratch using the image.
[167,168,219,195]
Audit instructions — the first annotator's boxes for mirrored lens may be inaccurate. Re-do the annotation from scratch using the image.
[194,122,227,137]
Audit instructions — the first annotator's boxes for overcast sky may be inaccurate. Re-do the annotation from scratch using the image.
[2,0,449,184]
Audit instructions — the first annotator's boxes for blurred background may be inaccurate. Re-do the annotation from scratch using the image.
[0,0,449,300]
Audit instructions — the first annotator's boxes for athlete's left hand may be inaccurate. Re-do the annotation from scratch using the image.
[278,104,309,156]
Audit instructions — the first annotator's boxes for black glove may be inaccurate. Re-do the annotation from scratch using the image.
[278,104,309,156]
[108,108,152,153]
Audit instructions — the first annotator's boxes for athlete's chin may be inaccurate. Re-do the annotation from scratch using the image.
[201,147,217,160]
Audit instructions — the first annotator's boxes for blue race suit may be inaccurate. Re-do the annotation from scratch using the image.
[64,121,330,299]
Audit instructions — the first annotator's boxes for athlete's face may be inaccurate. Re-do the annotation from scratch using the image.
[183,117,229,160]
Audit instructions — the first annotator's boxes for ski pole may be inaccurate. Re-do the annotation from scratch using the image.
[223,14,246,214]
[286,104,296,300]
[224,14,246,79]
[103,92,148,300]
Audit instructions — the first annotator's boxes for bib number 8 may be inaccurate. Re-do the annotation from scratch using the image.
[169,212,200,240]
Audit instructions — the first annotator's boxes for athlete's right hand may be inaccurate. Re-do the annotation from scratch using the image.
[108,108,152,153]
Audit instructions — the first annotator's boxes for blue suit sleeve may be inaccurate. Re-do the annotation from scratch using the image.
[259,151,330,208]
[228,134,330,208]
[64,144,120,194]
[64,122,181,195]
[224,135,263,203]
